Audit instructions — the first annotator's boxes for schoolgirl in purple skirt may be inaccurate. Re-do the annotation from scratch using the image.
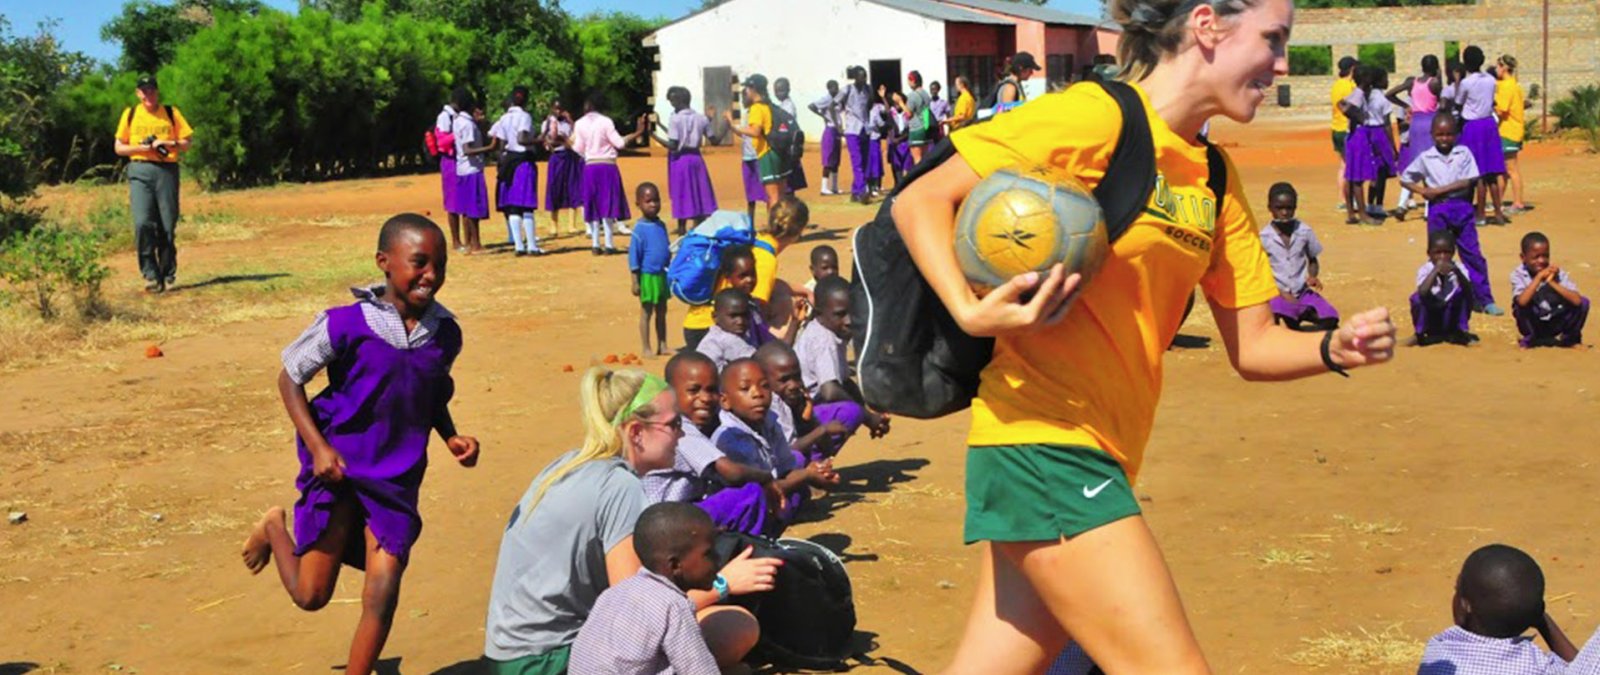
[1453,46,1511,225]
[648,86,717,236]
[542,101,584,238]
[241,214,480,675]
[570,92,648,255]
[1386,55,1443,220]
[434,95,461,249]
[489,86,544,256]
[1261,183,1341,330]
[447,90,497,254]
[1339,65,1399,225]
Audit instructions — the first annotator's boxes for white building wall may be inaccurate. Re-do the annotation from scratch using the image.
[651,0,951,144]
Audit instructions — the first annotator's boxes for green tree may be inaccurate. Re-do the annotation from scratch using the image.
[100,0,263,75]
[570,12,667,117]
[0,16,93,205]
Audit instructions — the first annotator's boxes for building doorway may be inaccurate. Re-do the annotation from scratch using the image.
[869,59,902,99]
[703,65,734,145]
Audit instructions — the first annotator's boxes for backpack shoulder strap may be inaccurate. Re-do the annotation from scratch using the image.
[122,107,134,130]
[1093,80,1157,243]
[752,238,776,255]
[1202,138,1228,221]
[164,105,178,140]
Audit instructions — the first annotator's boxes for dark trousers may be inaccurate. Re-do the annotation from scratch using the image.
[129,161,181,282]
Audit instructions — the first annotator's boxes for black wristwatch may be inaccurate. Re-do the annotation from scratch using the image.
[1321,329,1349,378]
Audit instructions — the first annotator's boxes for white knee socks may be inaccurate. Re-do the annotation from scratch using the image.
[520,211,540,252]
[601,219,616,250]
[507,214,524,252]
[587,221,599,248]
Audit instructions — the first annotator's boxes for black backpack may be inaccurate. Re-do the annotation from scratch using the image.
[713,531,856,670]
[848,80,1229,419]
[767,103,805,167]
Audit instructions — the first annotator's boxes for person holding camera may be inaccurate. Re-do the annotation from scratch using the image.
[114,75,194,294]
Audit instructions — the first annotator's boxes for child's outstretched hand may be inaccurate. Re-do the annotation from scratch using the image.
[867,411,892,438]
[312,445,347,483]
[447,435,480,468]
[805,460,841,488]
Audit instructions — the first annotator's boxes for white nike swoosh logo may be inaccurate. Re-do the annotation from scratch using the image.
[1083,478,1115,499]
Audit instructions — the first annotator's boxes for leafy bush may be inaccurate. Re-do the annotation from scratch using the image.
[1357,43,1396,73]
[1551,84,1600,152]
[0,224,112,320]
[1289,46,1332,76]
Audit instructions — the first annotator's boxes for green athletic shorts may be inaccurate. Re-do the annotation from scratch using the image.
[486,645,570,675]
[638,272,666,305]
[965,444,1141,544]
[757,151,788,183]
[1502,137,1523,155]
[1332,131,1349,156]
[909,127,929,146]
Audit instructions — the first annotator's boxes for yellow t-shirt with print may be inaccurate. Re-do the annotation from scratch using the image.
[683,233,779,330]
[950,83,1278,484]
[1330,76,1356,133]
[747,103,773,158]
[115,104,193,163]
[1495,76,1525,143]
[952,91,976,127]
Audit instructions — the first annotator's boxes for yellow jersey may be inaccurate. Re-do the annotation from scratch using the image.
[1495,76,1526,143]
[115,104,193,163]
[949,83,1279,483]
[952,91,976,128]
[747,103,773,158]
[1330,77,1356,133]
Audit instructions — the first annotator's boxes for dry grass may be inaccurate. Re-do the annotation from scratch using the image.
[1258,547,1321,569]
[1334,514,1407,536]
[1287,624,1424,669]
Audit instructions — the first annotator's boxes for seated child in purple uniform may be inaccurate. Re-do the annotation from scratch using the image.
[1412,230,1478,346]
[628,183,671,357]
[643,351,784,537]
[1511,231,1589,348]
[1401,113,1504,316]
[568,502,722,675]
[1418,544,1583,675]
[241,214,480,675]
[696,289,759,371]
[1261,182,1340,331]
[797,277,892,439]
[713,359,839,530]
[756,340,862,464]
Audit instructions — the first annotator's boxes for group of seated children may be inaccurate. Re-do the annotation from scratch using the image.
[1418,543,1600,674]
[639,249,890,538]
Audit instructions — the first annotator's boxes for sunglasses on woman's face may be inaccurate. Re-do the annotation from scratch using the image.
[642,415,683,433]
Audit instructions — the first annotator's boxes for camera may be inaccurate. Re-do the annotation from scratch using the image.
[142,134,170,158]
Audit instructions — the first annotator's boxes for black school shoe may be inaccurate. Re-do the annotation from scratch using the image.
[144,279,165,294]
[1444,331,1480,346]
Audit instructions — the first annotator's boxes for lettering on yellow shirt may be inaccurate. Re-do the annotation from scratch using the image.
[115,104,193,163]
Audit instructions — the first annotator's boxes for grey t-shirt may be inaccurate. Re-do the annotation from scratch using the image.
[906,88,931,132]
[484,451,645,661]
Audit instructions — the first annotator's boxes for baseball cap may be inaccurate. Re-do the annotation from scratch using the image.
[1011,52,1041,72]
[742,74,770,98]
[136,75,159,89]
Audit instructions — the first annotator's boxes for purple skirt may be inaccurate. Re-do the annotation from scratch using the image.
[891,141,913,173]
[495,161,539,212]
[446,168,489,219]
[544,150,584,212]
[1399,111,1435,174]
[741,159,765,203]
[668,151,717,220]
[820,127,842,170]
[1269,290,1340,325]
[580,161,631,221]
[1460,116,1506,175]
[438,156,456,208]
[1343,126,1396,182]
[866,139,884,181]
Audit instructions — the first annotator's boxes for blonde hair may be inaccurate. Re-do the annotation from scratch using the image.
[523,367,663,517]
[766,196,809,243]
[1112,0,1258,82]
[1499,55,1518,73]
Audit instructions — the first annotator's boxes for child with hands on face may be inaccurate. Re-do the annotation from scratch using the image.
[1411,230,1477,346]
[1511,232,1588,348]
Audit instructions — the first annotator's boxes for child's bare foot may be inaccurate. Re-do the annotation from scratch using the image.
[241,506,283,575]
[655,346,670,357]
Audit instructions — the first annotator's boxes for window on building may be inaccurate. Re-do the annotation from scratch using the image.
[1358,43,1396,73]
[947,55,999,102]
[1046,53,1075,88]
[1289,45,1333,76]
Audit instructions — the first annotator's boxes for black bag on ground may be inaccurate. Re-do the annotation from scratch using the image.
[849,80,1230,419]
[713,531,856,670]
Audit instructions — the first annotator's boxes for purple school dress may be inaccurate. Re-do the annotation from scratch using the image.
[292,303,461,568]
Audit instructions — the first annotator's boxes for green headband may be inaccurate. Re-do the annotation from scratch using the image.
[613,374,671,427]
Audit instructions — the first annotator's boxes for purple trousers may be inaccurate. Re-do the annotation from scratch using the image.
[1514,296,1589,347]
[697,449,811,538]
[1428,200,1495,307]
[807,401,866,463]
[1269,290,1340,329]
[846,133,867,198]
[820,127,841,171]
[1410,291,1471,338]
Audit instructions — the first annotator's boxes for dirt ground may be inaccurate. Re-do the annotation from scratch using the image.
[5,113,1600,675]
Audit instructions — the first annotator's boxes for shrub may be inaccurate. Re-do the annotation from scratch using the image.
[1289,46,1332,76]
[1551,84,1600,152]
[0,224,112,320]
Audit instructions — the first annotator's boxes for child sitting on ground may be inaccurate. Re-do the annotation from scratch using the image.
[683,245,762,352]
[642,351,783,537]
[797,277,891,438]
[713,358,839,529]
[1417,544,1580,674]
[569,502,722,674]
[1411,230,1478,346]
[755,340,862,464]
[1261,182,1340,331]
[240,214,480,675]
[628,183,671,356]
[1401,113,1503,316]
[805,245,840,294]
[695,289,758,370]
[1511,231,1589,348]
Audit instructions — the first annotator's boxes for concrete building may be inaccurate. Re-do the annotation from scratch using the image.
[642,0,1119,143]
[1280,0,1599,115]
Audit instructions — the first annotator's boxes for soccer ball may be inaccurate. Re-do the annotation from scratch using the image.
[954,166,1109,295]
